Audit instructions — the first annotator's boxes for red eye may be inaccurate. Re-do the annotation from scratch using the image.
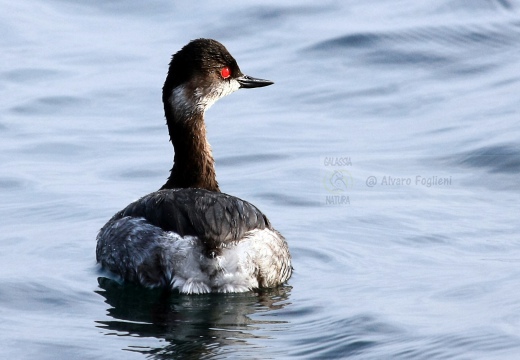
[220,66,231,79]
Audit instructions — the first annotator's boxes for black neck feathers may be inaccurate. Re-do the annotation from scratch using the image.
[160,109,219,192]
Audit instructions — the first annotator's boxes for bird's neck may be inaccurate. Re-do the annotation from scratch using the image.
[160,94,220,192]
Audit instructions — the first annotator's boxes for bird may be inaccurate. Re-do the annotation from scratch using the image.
[96,39,292,294]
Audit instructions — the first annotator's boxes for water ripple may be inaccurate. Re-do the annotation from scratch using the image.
[11,95,89,116]
[290,315,402,359]
[393,331,520,359]
[218,153,288,167]
[257,192,320,208]
[307,20,520,69]
[0,177,27,190]
[2,68,64,83]
[453,144,520,174]
[310,21,520,51]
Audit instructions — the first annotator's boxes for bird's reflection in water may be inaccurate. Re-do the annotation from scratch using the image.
[95,277,292,358]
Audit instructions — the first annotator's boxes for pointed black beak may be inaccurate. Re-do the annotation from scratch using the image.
[237,75,274,89]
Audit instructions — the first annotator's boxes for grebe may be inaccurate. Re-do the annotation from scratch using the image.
[96,39,292,294]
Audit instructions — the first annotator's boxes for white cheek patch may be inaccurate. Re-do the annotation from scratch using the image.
[168,80,241,117]
[198,79,241,112]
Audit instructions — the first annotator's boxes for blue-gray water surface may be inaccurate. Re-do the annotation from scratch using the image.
[2,0,520,359]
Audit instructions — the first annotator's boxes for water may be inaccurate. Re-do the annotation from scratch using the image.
[1,0,520,358]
